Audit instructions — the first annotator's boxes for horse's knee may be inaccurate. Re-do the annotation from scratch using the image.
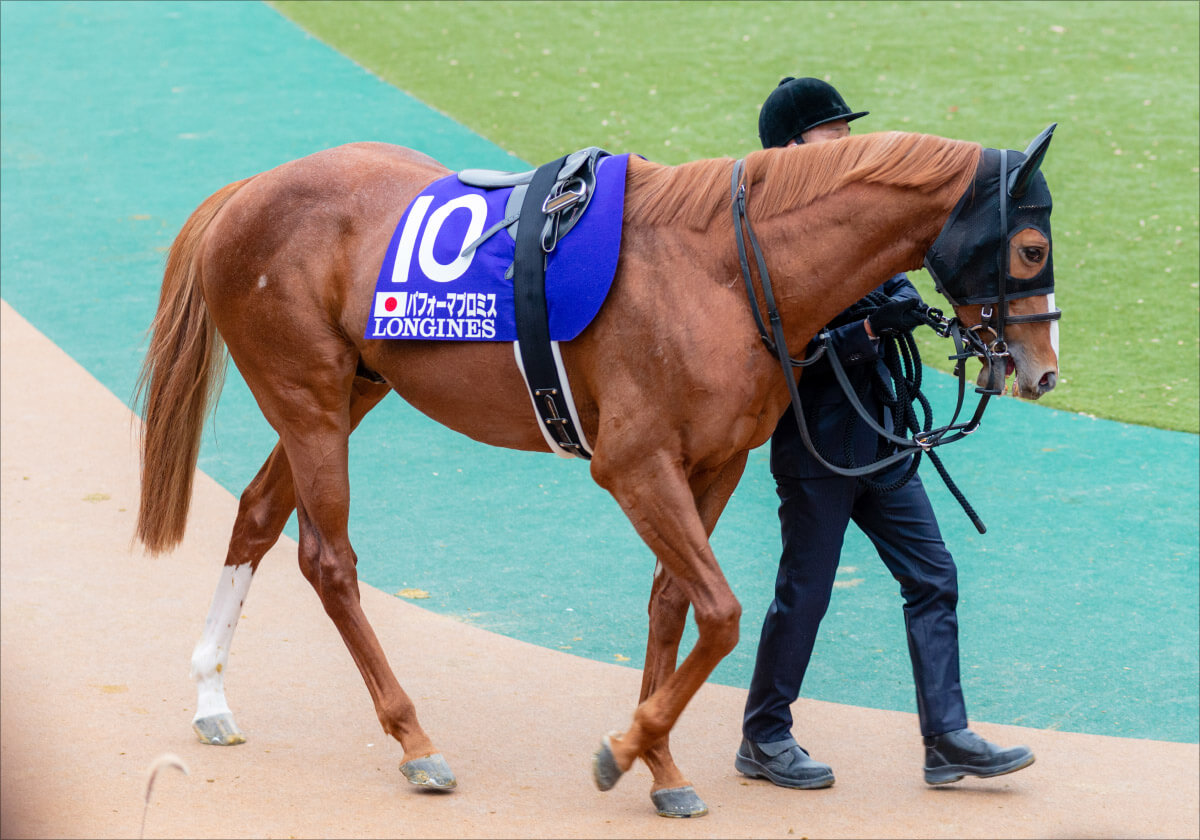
[297,529,320,585]
[634,701,675,742]
[695,598,741,658]
[318,548,358,588]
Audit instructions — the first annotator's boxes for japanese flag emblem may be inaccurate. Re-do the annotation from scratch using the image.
[373,292,407,318]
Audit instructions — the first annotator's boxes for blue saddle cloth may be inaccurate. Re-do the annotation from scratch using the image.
[366,153,629,342]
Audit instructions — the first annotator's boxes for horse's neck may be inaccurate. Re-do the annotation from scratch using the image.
[754,182,956,343]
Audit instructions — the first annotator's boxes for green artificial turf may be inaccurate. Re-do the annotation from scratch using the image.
[273,0,1199,433]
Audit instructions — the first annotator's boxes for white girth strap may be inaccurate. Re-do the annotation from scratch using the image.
[512,340,593,459]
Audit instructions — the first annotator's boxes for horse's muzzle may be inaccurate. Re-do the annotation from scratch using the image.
[978,357,1057,400]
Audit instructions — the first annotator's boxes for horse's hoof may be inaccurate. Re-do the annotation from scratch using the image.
[651,785,709,818]
[400,753,457,790]
[592,733,624,791]
[192,714,246,746]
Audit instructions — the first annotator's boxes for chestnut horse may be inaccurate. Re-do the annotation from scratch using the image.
[135,131,1059,817]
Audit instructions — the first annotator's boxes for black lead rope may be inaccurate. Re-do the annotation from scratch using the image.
[730,158,990,534]
[825,294,988,534]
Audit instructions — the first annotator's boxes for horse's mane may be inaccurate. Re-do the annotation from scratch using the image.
[625,132,982,230]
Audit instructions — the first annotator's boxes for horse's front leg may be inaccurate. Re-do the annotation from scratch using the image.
[638,453,749,817]
[637,570,698,815]
[191,380,390,747]
[589,449,742,807]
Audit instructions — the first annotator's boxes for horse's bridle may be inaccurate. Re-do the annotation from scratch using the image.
[961,147,1063,395]
[728,154,1050,484]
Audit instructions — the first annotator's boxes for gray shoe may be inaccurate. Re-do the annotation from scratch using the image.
[735,736,834,789]
[924,728,1035,785]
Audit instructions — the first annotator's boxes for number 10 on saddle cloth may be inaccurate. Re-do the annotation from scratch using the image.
[366,154,630,343]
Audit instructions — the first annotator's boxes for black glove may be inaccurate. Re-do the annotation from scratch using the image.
[867,298,927,337]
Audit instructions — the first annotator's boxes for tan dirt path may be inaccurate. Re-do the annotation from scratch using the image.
[2,300,1197,840]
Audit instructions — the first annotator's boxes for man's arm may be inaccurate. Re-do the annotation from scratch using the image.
[823,273,918,363]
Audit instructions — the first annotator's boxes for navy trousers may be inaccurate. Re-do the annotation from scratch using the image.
[742,470,968,741]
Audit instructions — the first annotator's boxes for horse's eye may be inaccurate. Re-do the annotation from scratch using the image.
[1021,247,1044,263]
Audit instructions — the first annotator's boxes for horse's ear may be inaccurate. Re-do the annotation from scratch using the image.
[1008,123,1057,198]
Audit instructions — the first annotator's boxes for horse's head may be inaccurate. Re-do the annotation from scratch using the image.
[924,125,1061,400]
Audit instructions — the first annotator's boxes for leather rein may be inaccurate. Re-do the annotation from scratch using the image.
[729,156,1052,531]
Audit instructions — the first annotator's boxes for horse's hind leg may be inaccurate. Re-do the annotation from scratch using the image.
[264,371,452,789]
[191,380,390,746]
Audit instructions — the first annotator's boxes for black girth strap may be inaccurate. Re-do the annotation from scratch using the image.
[513,155,591,459]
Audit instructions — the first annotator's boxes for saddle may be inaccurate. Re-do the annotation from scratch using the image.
[458,146,609,276]
[456,146,611,460]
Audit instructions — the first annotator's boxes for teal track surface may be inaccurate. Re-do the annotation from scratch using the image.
[2,1,1196,743]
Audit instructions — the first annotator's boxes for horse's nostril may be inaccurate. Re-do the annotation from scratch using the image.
[1039,371,1057,392]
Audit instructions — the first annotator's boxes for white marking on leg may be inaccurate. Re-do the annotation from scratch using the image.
[191,563,253,722]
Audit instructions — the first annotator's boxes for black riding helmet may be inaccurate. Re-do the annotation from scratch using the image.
[758,76,869,149]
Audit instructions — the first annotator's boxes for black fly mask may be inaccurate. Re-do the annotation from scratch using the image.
[924,124,1061,374]
[926,150,1053,304]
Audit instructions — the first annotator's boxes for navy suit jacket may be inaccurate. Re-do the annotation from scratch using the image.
[770,273,921,480]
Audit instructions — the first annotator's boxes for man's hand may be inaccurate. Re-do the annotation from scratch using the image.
[867,298,928,337]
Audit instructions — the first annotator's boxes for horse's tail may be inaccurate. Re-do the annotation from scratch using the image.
[134,177,251,555]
